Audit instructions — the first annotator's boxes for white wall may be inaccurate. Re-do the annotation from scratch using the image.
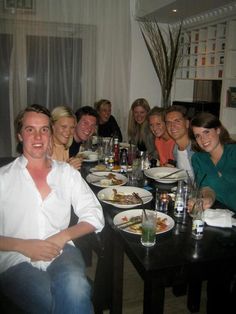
[129,0,162,108]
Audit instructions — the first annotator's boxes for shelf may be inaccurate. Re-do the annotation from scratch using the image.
[177,21,227,80]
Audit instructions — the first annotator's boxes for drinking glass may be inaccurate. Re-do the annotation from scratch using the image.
[155,190,169,213]
[141,211,157,247]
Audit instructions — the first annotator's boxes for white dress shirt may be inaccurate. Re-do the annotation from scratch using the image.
[0,155,104,273]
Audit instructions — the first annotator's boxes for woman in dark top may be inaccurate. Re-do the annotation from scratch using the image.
[95,99,122,142]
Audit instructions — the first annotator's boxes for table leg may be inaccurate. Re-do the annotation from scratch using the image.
[111,232,124,314]
[144,278,165,314]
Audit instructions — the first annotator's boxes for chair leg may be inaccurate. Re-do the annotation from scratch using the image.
[187,281,202,313]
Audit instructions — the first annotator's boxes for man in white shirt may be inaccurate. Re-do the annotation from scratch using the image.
[0,104,104,313]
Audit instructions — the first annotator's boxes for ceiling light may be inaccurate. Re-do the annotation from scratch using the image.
[172,9,178,13]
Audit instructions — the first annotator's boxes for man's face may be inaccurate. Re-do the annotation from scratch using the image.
[149,115,166,138]
[165,111,189,141]
[98,104,111,124]
[75,114,97,142]
[18,111,51,160]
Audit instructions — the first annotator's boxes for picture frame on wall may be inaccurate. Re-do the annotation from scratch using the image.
[226,87,236,108]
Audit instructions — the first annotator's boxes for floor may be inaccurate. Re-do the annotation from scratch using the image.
[86,253,207,314]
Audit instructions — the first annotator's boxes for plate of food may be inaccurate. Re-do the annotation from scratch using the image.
[144,167,187,184]
[97,186,153,208]
[90,164,109,172]
[77,150,98,162]
[113,209,175,235]
[86,172,128,188]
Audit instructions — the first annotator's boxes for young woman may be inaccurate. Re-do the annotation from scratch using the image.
[51,106,82,170]
[128,98,156,158]
[94,99,122,141]
[190,112,236,211]
[148,107,175,166]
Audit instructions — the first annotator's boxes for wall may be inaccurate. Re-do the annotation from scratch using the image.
[129,0,162,108]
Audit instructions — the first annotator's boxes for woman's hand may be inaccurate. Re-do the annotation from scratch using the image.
[67,156,83,170]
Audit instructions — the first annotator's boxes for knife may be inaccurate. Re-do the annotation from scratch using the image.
[159,169,184,179]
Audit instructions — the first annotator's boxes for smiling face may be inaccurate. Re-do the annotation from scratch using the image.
[75,114,97,142]
[52,116,75,146]
[98,103,111,124]
[165,111,189,141]
[149,115,166,138]
[192,126,221,154]
[18,111,51,160]
[133,105,148,125]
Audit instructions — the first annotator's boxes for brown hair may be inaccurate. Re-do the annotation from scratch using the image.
[148,106,165,121]
[94,99,111,112]
[165,105,188,120]
[15,104,52,153]
[189,112,235,152]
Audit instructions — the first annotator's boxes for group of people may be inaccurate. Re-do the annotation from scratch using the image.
[0,98,236,313]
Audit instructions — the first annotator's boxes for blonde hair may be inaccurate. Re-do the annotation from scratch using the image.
[51,106,76,149]
[94,99,111,112]
[128,98,150,145]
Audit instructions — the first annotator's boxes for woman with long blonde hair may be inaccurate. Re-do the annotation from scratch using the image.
[128,98,156,158]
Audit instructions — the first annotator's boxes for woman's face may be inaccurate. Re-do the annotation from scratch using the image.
[133,105,148,124]
[192,126,221,154]
[149,115,166,138]
[52,116,76,145]
[98,103,111,124]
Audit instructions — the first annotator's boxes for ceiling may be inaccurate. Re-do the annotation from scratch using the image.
[136,0,236,24]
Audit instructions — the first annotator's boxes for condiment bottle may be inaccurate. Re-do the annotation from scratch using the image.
[113,137,120,166]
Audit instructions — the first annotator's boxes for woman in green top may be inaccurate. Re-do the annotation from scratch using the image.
[189,112,236,212]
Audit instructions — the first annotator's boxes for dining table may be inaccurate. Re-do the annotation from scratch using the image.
[81,161,236,314]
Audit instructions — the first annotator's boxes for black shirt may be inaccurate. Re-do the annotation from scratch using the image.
[97,115,122,142]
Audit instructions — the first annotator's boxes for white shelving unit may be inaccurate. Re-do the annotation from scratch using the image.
[177,22,226,80]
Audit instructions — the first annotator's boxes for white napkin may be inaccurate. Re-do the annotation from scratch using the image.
[203,209,236,228]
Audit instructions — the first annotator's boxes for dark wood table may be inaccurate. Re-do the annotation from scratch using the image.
[82,163,236,314]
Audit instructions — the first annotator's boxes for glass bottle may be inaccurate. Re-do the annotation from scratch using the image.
[174,180,184,217]
[113,137,120,166]
[120,148,128,174]
[191,198,204,240]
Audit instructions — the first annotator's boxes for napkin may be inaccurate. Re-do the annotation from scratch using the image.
[203,209,236,228]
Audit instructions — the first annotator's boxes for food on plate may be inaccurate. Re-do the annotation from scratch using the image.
[100,174,123,186]
[110,189,141,204]
[121,214,168,233]
[94,164,107,171]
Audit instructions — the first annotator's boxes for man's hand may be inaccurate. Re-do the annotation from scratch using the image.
[20,239,61,261]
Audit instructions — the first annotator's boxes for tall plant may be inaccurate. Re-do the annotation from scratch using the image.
[139,19,183,108]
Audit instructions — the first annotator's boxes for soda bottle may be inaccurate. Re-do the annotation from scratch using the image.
[174,180,184,217]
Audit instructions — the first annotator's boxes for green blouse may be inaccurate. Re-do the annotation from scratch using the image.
[191,144,236,212]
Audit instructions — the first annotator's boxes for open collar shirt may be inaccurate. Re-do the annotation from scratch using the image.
[0,155,104,273]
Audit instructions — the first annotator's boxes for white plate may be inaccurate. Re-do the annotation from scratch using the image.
[86,172,128,188]
[97,186,153,209]
[90,166,109,173]
[113,209,175,235]
[78,150,99,162]
[144,167,187,184]
[119,142,135,149]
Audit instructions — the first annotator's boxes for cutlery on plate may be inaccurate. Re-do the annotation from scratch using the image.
[159,169,184,179]
[117,219,142,230]
[115,216,141,227]
[101,195,150,203]
[133,192,148,220]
